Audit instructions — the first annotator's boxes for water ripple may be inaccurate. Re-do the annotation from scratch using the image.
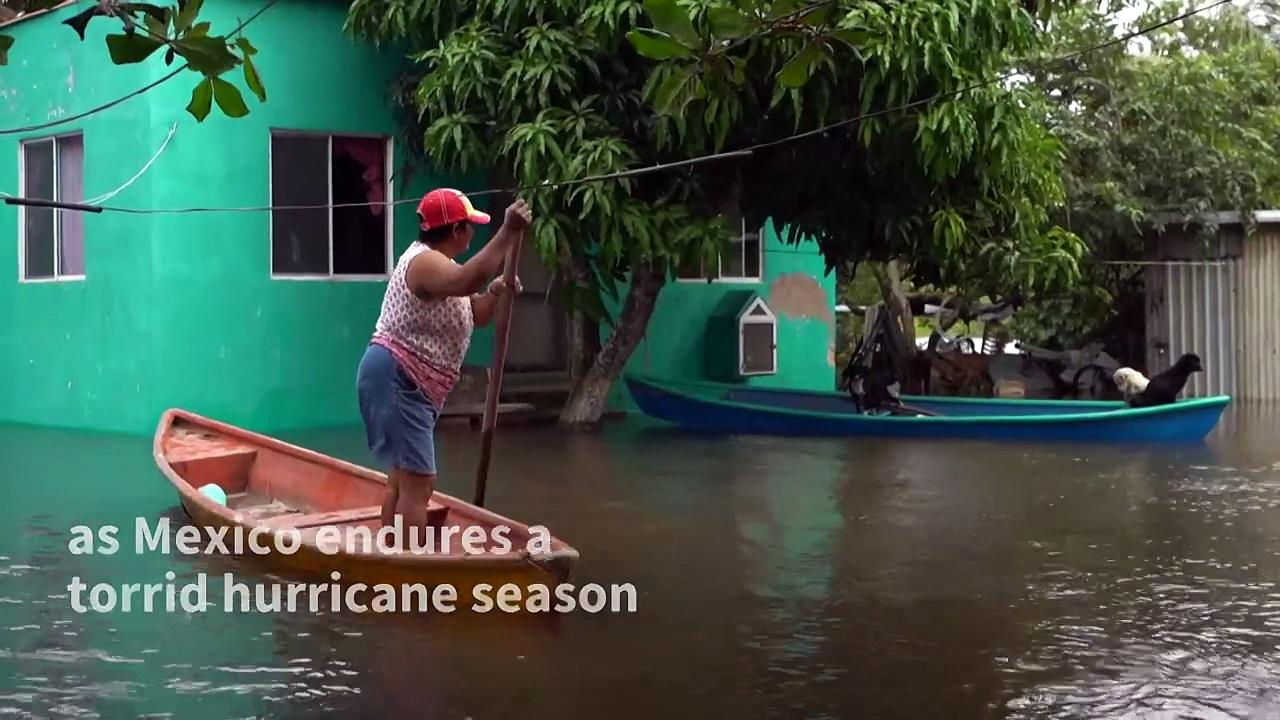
[0,649,143,665]
[3,413,1280,719]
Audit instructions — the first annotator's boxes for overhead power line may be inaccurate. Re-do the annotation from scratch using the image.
[0,0,283,136]
[1,0,1235,215]
[742,0,1234,153]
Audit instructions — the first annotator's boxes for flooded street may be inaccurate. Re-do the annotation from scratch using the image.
[3,404,1280,718]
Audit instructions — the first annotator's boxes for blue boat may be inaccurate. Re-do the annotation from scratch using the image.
[623,374,1231,443]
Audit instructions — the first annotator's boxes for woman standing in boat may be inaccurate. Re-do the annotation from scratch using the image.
[357,188,530,547]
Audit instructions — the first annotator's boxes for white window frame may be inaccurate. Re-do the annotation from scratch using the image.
[677,215,764,284]
[268,129,393,282]
[738,296,778,376]
[18,132,86,284]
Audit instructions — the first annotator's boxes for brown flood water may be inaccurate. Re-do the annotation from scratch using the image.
[2,403,1280,718]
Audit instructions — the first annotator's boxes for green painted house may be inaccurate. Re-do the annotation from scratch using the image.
[0,0,837,436]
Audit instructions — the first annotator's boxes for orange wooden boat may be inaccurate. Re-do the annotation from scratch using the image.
[152,409,579,603]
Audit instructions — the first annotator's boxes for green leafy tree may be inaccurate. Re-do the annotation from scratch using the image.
[349,0,1086,412]
[1010,0,1280,354]
[626,0,1086,387]
[346,0,739,427]
[0,0,268,122]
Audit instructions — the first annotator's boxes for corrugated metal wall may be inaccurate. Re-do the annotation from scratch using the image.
[1241,230,1280,399]
[1146,260,1240,398]
[1146,225,1280,400]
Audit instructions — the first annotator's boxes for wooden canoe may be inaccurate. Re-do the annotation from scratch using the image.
[152,409,579,603]
[624,374,1231,443]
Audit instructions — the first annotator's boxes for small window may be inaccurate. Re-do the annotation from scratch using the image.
[677,210,762,282]
[270,132,390,278]
[741,321,775,375]
[20,134,85,281]
[738,296,777,376]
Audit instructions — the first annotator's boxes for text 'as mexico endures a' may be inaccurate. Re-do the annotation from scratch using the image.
[65,517,559,557]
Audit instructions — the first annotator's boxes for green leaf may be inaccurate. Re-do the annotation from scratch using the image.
[175,0,204,34]
[186,77,214,121]
[653,68,694,116]
[766,0,804,20]
[212,76,249,117]
[0,35,11,66]
[777,42,824,88]
[829,29,869,57]
[175,35,238,75]
[796,4,839,26]
[62,6,106,40]
[243,55,266,102]
[144,10,169,39]
[581,286,613,327]
[235,37,258,56]
[105,33,164,65]
[626,29,694,59]
[127,3,171,26]
[188,22,211,38]
[643,0,698,46]
[707,7,754,40]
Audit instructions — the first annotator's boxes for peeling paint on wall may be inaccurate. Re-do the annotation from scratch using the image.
[769,272,832,320]
[768,272,836,366]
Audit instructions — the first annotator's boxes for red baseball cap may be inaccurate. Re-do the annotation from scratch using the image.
[416,188,491,231]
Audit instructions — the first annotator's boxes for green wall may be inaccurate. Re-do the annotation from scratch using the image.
[0,1,834,435]
[0,0,493,435]
[140,0,494,434]
[0,5,163,433]
[609,222,838,411]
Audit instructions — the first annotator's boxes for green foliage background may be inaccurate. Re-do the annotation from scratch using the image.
[11,0,1280,374]
[1010,0,1280,349]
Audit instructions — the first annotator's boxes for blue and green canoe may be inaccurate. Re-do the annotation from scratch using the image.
[623,374,1231,443]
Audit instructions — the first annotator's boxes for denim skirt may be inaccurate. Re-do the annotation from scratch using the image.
[356,343,439,475]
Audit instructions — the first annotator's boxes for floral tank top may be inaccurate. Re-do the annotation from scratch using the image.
[371,242,474,408]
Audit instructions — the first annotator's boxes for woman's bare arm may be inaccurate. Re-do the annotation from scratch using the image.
[406,200,531,299]
[470,277,521,326]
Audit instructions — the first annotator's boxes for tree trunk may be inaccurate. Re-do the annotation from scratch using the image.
[559,262,666,430]
[871,259,921,393]
[569,310,601,383]
[562,251,601,382]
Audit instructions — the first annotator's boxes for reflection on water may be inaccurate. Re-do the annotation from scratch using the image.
[1,402,1279,718]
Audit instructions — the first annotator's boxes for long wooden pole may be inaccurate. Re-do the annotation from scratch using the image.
[473,230,524,508]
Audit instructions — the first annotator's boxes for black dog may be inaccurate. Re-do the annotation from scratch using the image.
[1128,353,1204,408]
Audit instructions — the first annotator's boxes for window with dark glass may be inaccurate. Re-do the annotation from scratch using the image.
[21,134,85,280]
[270,132,389,277]
[676,206,763,281]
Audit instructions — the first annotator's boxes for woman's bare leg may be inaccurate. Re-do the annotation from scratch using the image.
[381,471,401,529]
[390,467,436,549]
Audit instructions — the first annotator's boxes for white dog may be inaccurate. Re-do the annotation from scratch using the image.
[1113,367,1150,401]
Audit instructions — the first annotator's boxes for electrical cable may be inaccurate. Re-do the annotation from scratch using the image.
[0,0,283,136]
[2,0,1235,215]
[83,121,178,205]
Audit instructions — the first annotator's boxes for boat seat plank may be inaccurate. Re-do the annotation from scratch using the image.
[166,426,259,464]
[230,497,305,522]
[169,445,257,464]
[260,501,449,529]
[170,446,258,494]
